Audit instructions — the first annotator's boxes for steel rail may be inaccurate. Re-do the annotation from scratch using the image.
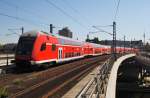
[11,55,109,98]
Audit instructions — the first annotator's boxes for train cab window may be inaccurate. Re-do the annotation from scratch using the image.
[40,43,46,51]
[52,44,56,51]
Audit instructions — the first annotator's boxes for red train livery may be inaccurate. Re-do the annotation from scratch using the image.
[15,31,138,66]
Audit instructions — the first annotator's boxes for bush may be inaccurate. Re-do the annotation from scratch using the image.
[13,78,23,85]
[0,87,8,98]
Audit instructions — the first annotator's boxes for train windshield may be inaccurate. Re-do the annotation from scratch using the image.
[16,37,36,55]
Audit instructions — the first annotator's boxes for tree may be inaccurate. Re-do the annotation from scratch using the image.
[93,37,99,43]
[86,34,90,42]
[145,42,150,52]
[58,27,73,38]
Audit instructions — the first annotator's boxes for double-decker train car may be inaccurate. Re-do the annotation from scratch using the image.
[14,30,138,67]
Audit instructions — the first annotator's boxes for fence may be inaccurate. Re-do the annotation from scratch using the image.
[76,57,113,98]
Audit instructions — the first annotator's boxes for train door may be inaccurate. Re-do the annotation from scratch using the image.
[58,48,63,59]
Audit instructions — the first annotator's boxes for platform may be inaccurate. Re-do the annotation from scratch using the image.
[62,65,100,98]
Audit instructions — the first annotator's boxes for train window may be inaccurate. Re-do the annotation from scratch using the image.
[40,43,46,51]
[76,53,78,56]
[66,53,69,58]
[52,44,56,51]
[71,53,72,57]
[69,53,71,57]
[70,53,72,57]
[66,53,68,58]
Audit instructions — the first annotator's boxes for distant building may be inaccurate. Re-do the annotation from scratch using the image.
[99,40,143,48]
[0,43,17,53]
[58,27,73,38]
[85,37,142,49]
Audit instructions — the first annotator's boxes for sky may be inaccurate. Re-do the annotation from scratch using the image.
[0,0,150,44]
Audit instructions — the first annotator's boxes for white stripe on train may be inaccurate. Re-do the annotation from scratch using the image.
[30,53,103,65]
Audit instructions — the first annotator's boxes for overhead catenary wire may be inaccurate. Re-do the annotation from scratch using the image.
[0,0,43,19]
[6,31,21,36]
[0,12,47,27]
[0,0,49,26]
[114,0,121,21]
[93,25,113,28]
[1,0,91,32]
[45,0,89,30]
[62,0,93,26]
[92,26,113,36]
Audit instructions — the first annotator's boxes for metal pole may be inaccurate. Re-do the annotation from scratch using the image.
[143,33,145,51]
[143,33,145,46]
[124,35,125,53]
[131,39,132,53]
[113,21,116,60]
[50,24,53,34]
[21,27,24,34]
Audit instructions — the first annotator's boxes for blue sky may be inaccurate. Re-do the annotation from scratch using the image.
[0,0,150,44]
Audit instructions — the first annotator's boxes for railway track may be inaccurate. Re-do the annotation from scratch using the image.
[2,55,109,98]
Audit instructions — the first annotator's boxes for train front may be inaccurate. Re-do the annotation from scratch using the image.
[15,31,37,66]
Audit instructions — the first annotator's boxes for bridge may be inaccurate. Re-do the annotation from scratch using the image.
[64,53,150,98]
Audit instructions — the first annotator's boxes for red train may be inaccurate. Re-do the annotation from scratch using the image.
[14,31,138,66]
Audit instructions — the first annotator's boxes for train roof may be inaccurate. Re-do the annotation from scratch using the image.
[21,31,113,48]
[89,43,105,48]
[56,35,84,46]
[21,30,38,37]
[21,30,51,37]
